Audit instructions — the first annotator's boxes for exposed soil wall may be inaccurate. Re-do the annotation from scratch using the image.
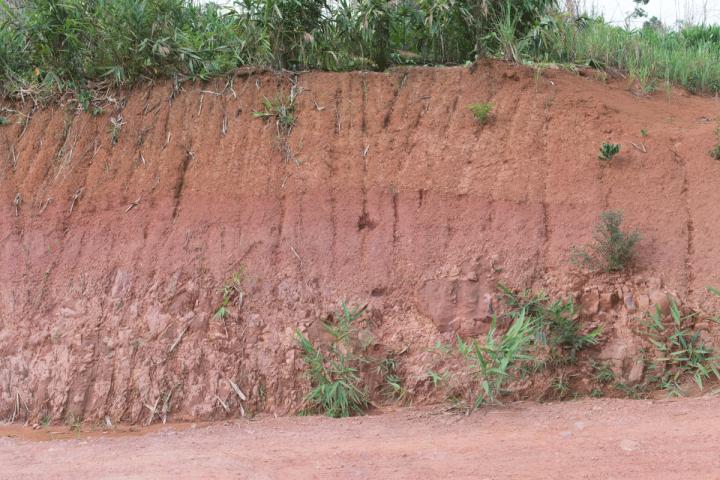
[2,61,720,423]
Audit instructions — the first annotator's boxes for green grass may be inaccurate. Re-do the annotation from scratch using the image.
[526,16,720,95]
[2,1,720,103]
[647,298,720,394]
[214,270,245,320]
[456,312,536,407]
[253,94,297,135]
[469,102,494,125]
[592,361,614,384]
[0,0,556,100]
[296,303,371,417]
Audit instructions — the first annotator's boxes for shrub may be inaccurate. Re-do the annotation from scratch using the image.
[571,211,640,272]
[598,142,620,161]
[469,102,493,124]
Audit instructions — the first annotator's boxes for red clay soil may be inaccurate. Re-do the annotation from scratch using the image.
[3,397,720,479]
[1,60,720,423]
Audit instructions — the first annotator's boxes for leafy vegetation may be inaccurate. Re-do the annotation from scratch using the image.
[296,303,371,417]
[214,270,245,320]
[527,15,720,95]
[646,298,720,395]
[0,0,556,100]
[4,0,720,101]
[598,142,620,161]
[425,286,605,410]
[253,93,297,135]
[456,313,535,407]
[469,102,494,125]
[572,211,640,272]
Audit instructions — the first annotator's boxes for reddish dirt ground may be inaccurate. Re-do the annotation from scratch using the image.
[3,397,720,479]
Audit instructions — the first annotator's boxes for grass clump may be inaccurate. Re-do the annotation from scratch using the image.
[214,270,245,320]
[501,286,602,365]
[296,303,371,417]
[469,102,494,125]
[598,142,620,161]
[646,298,720,395]
[592,361,614,384]
[253,93,296,135]
[456,313,535,407]
[536,296,602,363]
[572,211,640,273]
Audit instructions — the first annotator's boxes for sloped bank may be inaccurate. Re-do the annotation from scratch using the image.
[2,61,720,423]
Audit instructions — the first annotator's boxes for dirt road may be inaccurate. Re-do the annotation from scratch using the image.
[2,397,719,479]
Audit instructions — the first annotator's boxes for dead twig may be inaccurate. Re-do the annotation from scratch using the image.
[197,93,205,116]
[631,142,647,153]
[161,387,176,424]
[39,197,52,214]
[144,396,160,426]
[168,325,189,353]
[228,379,247,401]
[290,246,302,263]
[13,193,21,217]
[69,188,83,214]
[10,392,20,423]
[125,196,141,213]
[215,395,230,413]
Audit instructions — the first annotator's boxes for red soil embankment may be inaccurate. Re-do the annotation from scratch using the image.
[1,61,719,423]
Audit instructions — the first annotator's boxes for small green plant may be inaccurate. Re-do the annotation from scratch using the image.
[253,94,296,135]
[426,370,448,388]
[0,116,9,126]
[648,297,720,394]
[640,129,649,138]
[296,303,371,417]
[615,382,647,399]
[110,115,124,145]
[214,270,245,320]
[40,415,52,428]
[499,285,602,365]
[571,211,640,272]
[469,102,493,125]
[537,297,603,364]
[592,361,615,384]
[377,357,407,402]
[590,388,604,398]
[456,312,535,408]
[551,375,570,399]
[598,142,620,161]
